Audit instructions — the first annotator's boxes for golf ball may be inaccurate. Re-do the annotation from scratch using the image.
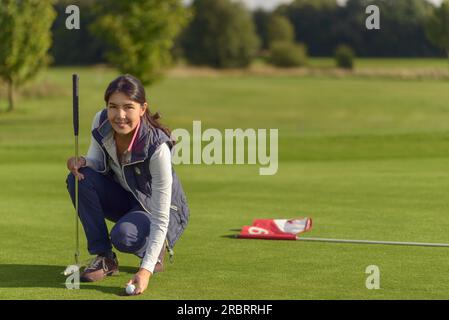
[62,264,79,276]
[126,284,136,295]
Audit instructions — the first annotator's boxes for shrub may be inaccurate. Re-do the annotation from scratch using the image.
[268,41,308,68]
[335,45,355,69]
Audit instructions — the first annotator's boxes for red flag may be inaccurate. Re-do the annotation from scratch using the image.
[238,218,312,240]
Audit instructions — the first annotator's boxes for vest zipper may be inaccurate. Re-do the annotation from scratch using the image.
[121,160,149,214]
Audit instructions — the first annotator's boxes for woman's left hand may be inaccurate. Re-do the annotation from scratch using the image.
[127,268,152,295]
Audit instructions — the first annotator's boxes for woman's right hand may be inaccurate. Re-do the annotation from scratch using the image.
[67,156,86,181]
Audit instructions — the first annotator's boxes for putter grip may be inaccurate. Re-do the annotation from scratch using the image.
[72,74,79,136]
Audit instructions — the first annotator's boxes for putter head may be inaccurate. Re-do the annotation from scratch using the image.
[62,264,80,276]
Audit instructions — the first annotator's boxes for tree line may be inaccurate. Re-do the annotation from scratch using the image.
[2,0,449,112]
[49,0,447,67]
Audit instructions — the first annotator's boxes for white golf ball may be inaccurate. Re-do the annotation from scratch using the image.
[126,284,136,295]
[62,264,79,276]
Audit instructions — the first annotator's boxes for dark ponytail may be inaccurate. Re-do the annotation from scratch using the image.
[104,74,174,143]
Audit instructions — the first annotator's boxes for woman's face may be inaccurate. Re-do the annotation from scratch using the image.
[107,92,147,136]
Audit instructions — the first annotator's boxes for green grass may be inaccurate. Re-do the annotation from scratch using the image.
[307,57,449,69]
[253,56,449,70]
[2,61,449,299]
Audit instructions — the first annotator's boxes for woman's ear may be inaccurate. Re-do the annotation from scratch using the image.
[140,102,148,117]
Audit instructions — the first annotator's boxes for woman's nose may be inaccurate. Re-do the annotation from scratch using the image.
[118,108,127,118]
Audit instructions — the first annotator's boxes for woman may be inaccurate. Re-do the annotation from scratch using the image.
[66,74,189,295]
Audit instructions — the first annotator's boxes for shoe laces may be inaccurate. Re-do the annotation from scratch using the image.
[85,256,107,272]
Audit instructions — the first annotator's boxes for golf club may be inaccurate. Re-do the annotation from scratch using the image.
[63,74,81,276]
[73,73,80,266]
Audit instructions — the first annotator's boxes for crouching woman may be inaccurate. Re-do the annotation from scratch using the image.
[66,74,189,295]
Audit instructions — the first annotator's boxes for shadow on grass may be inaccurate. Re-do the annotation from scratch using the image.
[0,264,139,296]
[222,234,239,239]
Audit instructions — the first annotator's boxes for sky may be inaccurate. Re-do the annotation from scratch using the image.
[183,0,443,11]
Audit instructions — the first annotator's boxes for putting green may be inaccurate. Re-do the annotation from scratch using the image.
[1,62,449,299]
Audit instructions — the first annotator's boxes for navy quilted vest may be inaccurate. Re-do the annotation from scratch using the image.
[91,108,189,259]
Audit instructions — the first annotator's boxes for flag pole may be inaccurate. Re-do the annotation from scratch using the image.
[296,237,449,248]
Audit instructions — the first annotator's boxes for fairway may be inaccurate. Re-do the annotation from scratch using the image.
[1,64,449,299]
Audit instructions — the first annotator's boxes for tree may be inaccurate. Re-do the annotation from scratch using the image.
[91,0,191,85]
[426,0,449,61]
[286,0,337,9]
[360,0,435,57]
[253,9,271,51]
[278,0,439,57]
[0,0,56,112]
[182,0,260,68]
[266,15,295,49]
[277,0,338,56]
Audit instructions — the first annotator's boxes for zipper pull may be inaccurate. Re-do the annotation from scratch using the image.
[165,239,174,264]
[168,248,174,264]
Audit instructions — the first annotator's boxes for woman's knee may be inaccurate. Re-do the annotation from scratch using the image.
[110,214,150,254]
[110,222,142,253]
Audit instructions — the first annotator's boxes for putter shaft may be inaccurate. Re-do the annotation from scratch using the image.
[75,135,79,265]
[73,74,80,266]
